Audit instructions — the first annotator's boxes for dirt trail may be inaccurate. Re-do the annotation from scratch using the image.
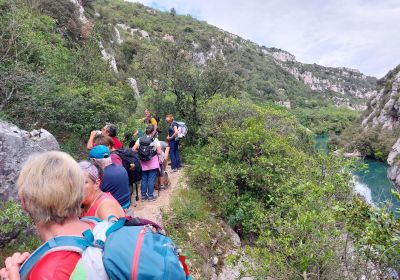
[129,169,183,227]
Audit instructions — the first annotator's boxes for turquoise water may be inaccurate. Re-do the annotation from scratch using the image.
[353,159,400,213]
[314,134,329,153]
[315,134,400,214]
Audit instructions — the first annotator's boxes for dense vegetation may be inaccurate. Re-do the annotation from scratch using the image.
[338,66,400,160]
[1,0,399,279]
[0,0,136,155]
[185,97,399,279]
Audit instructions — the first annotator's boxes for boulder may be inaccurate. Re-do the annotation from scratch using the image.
[0,121,59,202]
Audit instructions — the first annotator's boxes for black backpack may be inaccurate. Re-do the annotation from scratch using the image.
[114,149,142,184]
[138,136,156,161]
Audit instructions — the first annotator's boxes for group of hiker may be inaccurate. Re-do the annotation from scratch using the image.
[87,109,183,205]
[0,110,189,280]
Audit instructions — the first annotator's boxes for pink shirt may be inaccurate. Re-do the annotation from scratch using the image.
[111,153,123,166]
[140,155,160,171]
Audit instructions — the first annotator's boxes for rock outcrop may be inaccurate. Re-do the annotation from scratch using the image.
[388,138,400,189]
[0,121,59,202]
[263,48,377,108]
[99,41,118,73]
[359,66,400,189]
[362,69,400,130]
[127,77,140,99]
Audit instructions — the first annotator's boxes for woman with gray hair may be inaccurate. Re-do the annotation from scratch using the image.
[78,161,125,221]
[0,151,94,279]
[89,145,131,210]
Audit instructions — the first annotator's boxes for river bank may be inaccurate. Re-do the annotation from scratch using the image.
[315,134,400,214]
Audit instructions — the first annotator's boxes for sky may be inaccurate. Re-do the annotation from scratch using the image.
[128,0,400,78]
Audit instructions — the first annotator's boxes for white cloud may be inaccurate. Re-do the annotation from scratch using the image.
[129,0,400,77]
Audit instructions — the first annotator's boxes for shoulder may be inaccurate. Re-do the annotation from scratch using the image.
[97,197,125,220]
[153,138,161,146]
[29,251,81,280]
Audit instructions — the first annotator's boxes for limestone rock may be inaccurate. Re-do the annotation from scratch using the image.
[388,138,400,189]
[69,0,89,24]
[362,71,400,130]
[127,78,140,99]
[114,26,123,45]
[162,34,175,42]
[262,48,377,106]
[99,41,118,73]
[0,121,59,202]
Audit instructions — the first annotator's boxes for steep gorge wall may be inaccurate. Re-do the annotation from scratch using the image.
[361,67,400,188]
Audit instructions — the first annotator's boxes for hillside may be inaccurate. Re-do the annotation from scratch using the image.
[0,0,378,148]
[0,1,399,279]
[340,65,400,188]
[92,0,377,109]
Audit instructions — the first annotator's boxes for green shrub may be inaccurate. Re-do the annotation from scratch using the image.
[187,96,399,278]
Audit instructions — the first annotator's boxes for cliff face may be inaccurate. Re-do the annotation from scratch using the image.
[388,138,400,189]
[361,66,400,188]
[362,67,400,130]
[90,0,376,109]
[264,48,377,109]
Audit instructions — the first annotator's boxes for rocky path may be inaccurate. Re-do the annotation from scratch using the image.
[129,169,183,227]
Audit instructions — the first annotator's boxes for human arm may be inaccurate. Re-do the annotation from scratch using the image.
[166,124,179,140]
[156,145,162,155]
[154,139,162,155]
[163,146,170,170]
[132,139,140,152]
[150,118,158,137]
[97,200,126,221]
[87,131,98,150]
[0,252,30,280]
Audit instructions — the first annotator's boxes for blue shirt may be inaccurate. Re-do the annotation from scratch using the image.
[101,164,131,208]
[168,121,178,138]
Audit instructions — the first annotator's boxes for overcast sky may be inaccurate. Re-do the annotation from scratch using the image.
[129,0,400,77]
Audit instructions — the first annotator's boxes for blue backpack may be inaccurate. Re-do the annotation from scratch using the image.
[19,217,190,280]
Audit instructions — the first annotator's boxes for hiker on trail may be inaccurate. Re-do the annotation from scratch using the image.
[92,135,123,165]
[0,151,94,280]
[133,125,162,201]
[166,114,181,172]
[79,161,125,220]
[87,123,123,150]
[142,109,158,138]
[89,145,131,210]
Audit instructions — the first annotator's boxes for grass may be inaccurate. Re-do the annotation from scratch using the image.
[162,186,238,279]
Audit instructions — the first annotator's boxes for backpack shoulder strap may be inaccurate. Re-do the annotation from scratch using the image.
[19,236,92,280]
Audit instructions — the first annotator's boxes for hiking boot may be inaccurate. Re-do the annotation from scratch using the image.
[148,195,158,201]
[160,185,167,191]
[141,196,148,202]
[171,168,178,173]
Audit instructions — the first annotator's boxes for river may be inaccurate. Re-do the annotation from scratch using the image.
[315,134,400,214]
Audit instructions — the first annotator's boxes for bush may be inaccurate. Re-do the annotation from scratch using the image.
[187,96,399,278]
[0,201,40,264]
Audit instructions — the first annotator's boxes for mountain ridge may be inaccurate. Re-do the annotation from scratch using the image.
[89,0,377,109]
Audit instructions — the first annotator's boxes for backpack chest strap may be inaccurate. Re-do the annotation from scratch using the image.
[19,236,93,280]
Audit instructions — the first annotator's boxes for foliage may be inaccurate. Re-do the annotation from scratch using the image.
[339,124,400,160]
[294,105,359,134]
[0,200,40,264]
[338,197,400,277]
[187,96,399,279]
[163,187,238,279]
[0,0,137,152]
[92,0,363,135]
